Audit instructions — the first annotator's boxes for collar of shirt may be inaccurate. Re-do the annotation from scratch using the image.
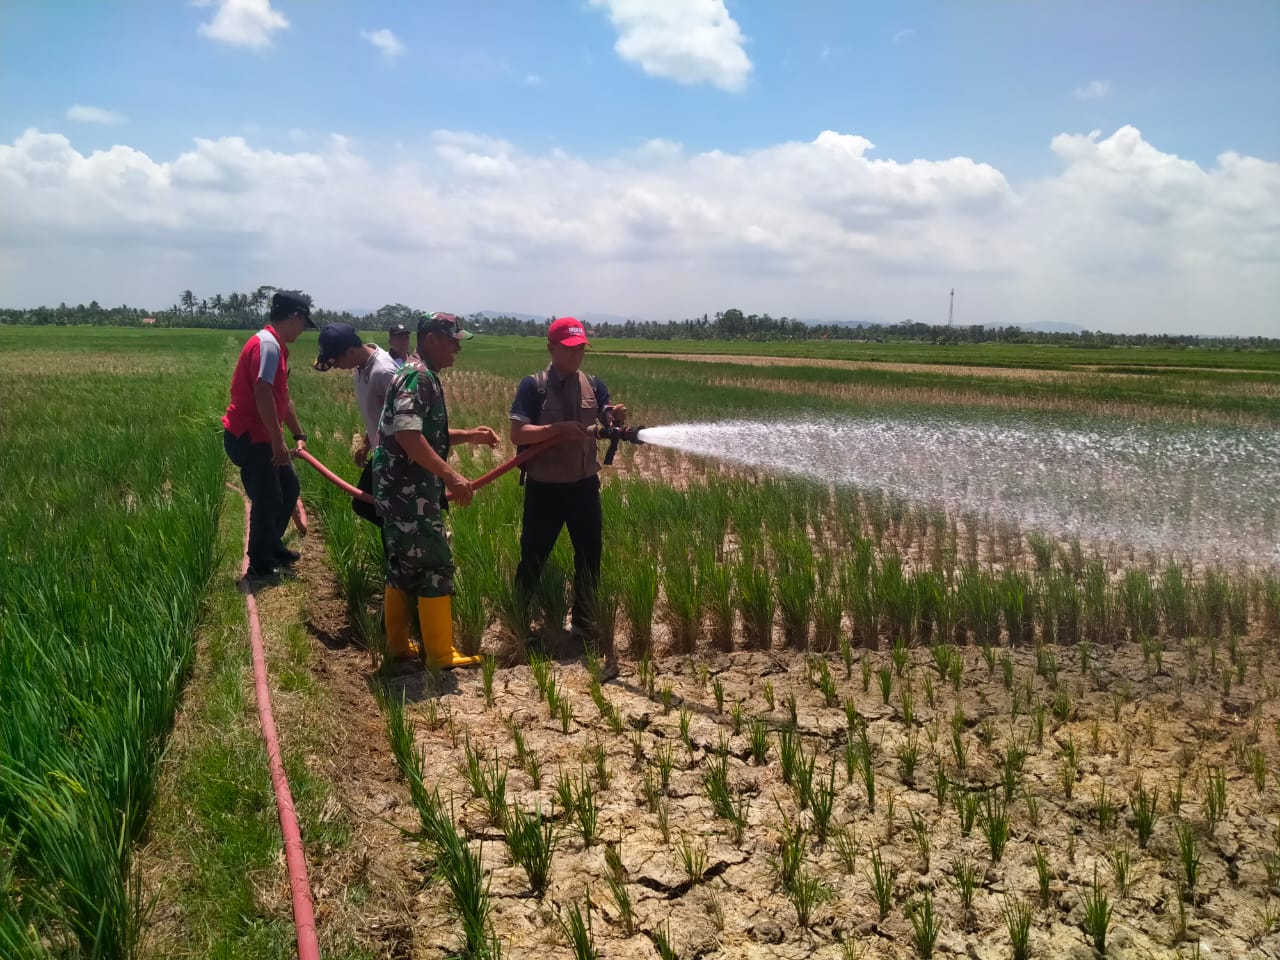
[358,344,379,381]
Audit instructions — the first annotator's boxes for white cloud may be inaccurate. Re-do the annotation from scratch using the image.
[196,0,288,50]
[0,125,1275,336]
[361,28,405,62]
[524,73,543,86]
[1074,79,1111,100]
[589,0,751,92]
[892,28,915,44]
[66,105,126,125]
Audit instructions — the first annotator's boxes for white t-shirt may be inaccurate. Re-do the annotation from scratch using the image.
[354,345,400,443]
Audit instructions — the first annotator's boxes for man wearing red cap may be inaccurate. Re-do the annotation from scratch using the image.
[509,317,627,647]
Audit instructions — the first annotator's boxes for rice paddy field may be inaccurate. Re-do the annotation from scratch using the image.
[2,325,1279,960]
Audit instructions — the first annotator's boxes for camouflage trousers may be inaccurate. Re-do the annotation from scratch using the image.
[383,512,454,598]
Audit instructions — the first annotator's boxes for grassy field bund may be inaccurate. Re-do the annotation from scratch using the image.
[2,325,1279,960]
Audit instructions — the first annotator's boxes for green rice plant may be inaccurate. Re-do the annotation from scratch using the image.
[900,687,915,726]
[1034,844,1051,908]
[462,735,486,801]
[867,849,896,920]
[1107,847,1132,898]
[622,563,659,658]
[812,656,839,707]
[1121,569,1158,640]
[862,655,873,692]
[655,742,675,793]
[776,533,816,648]
[897,735,921,787]
[809,762,838,843]
[712,677,725,714]
[762,679,775,711]
[583,739,610,789]
[858,729,877,813]
[556,893,599,960]
[1176,820,1200,892]
[1002,897,1034,960]
[906,890,941,958]
[730,701,744,734]
[536,557,573,647]
[832,825,859,874]
[878,665,894,704]
[814,578,844,652]
[778,727,800,786]
[950,856,978,918]
[1001,569,1034,645]
[650,918,679,960]
[784,691,799,730]
[480,753,510,828]
[1002,741,1028,802]
[770,816,806,891]
[933,763,950,806]
[735,558,775,650]
[700,557,734,653]
[703,752,749,843]
[504,802,556,897]
[678,706,692,749]
[661,536,701,655]
[839,634,855,678]
[891,635,911,677]
[957,563,1001,646]
[676,833,707,885]
[553,768,576,818]
[981,793,1010,862]
[1001,654,1015,690]
[658,684,675,714]
[575,769,600,847]
[559,696,575,734]
[749,718,770,765]
[655,800,670,845]
[529,652,552,700]
[602,845,635,935]
[1080,867,1113,958]
[1093,782,1116,833]
[480,654,497,707]
[1204,766,1227,829]
[788,865,831,930]
[1131,780,1158,849]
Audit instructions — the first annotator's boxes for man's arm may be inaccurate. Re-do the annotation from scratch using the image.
[395,430,474,506]
[507,375,587,445]
[282,395,306,451]
[450,426,500,447]
[253,380,291,466]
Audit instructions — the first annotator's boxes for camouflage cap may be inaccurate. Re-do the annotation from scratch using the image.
[418,312,474,341]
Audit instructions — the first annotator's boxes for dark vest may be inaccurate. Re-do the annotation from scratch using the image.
[524,367,601,484]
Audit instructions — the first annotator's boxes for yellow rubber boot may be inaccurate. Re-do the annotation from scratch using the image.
[384,587,419,660]
[418,595,483,669]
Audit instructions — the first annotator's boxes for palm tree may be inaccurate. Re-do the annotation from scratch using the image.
[180,290,195,315]
[211,293,224,313]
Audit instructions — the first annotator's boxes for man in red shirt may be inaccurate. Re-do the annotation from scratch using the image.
[222,290,315,579]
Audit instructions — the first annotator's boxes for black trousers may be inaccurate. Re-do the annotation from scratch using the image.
[515,476,602,629]
[223,429,299,568]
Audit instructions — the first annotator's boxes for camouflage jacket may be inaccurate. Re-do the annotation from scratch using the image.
[372,354,451,520]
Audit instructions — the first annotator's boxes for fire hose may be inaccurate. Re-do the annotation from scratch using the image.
[293,423,645,504]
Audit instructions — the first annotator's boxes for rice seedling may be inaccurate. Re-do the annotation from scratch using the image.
[655,800,671,845]
[933,764,950,806]
[651,918,679,960]
[1204,766,1227,829]
[908,809,933,873]
[575,770,600,847]
[559,696,575,734]
[658,684,675,714]
[868,849,897,920]
[1093,782,1117,832]
[1002,896,1034,960]
[1176,821,1200,892]
[503,802,556,897]
[735,558,775,651]
[1080,867,1113,958]
[812,656,839,707]
[602,845,635,935]
[788,865,831,930]
[678,706,692,749]
[862,655,873,692]
[770,816,806,892]
[557,893,599,960]
[982,793,1011,862]
[730,701,744,734]
[776,533,816,648]
[956,789,980,837]
[700,557,734,653]
[703,751,749,843]
[906,890,942,958]
[1034,844,1051,908]
[1131,780,1158,849]
[878,665,894,704]
[622,563,659,658]
[655,742,675,793]
[809,761,838,843]
[832,825,859,874]
[763,679,776,711]
[676,833,707,885]
[897,735,921,787]
[712,677,725,714]
[779,728,800,786]
[1108,847,1132,898]
[749,718,770,765]
[950,855,979,919]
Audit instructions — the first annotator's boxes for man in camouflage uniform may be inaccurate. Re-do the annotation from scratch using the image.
[372,312,499,668]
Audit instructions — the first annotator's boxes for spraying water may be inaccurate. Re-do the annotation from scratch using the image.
[637,416,1280,570]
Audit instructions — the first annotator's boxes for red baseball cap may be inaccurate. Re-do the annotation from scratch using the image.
[548,316,589,347]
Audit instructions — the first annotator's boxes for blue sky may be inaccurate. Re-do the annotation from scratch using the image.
[1,1,1277,334]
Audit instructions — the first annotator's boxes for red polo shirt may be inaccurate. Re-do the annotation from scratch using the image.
[221,326,291,443]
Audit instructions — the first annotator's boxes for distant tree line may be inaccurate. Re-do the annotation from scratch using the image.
[2,294,1276,351]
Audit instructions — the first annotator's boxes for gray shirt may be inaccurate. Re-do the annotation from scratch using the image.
[355,345,400,443]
